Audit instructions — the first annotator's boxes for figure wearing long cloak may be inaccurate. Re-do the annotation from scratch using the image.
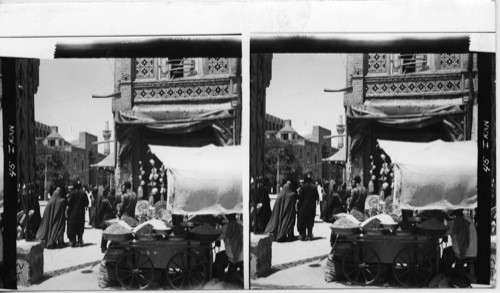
[297,182,318,238]
[264,183,297,241]
[67,188,89,242]
[251,184,272,233]
[36,189,66,248]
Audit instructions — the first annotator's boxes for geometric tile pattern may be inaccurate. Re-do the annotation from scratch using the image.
[208,58,229,75]
[133,78,231,102]
[135,58,155,79]
[366,76,462,95]
[368,53,387,73]
[439,54,461,70]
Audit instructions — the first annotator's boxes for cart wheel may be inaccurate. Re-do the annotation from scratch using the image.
[115,251,155,290]
[392,247,433,288]
[342,245,381,285]
[166,251,207,289]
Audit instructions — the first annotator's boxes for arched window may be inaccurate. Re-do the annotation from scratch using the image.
[81,159,84,171]
[73,157,77,170]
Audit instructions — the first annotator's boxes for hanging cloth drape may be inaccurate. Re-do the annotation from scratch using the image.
[115,108,234,161]
[346,103,466,157]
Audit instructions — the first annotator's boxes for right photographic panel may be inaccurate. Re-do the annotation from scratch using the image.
[249,36,495,289]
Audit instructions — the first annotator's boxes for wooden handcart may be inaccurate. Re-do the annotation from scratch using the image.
[106,237,217,290]
[331,233,441,287]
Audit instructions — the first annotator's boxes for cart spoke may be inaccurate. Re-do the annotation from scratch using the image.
[189,273,203,285]
[137,273,148,285]
[365,267,375,280]
[185,274,192,288]
[361,269,368,282]
[354,268,361,283]
[344,264,358,277]
[128,274,134,288]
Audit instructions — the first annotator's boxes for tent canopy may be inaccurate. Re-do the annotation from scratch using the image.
[323,146,346,163]
[91,151,115,169]
[378,139,477,210]
[149,144,242,215]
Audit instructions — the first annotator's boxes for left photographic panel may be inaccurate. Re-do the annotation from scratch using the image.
[1,37,244,290]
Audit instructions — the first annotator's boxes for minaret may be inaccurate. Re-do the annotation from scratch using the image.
[103,121,111,155]
[336,115,345,149]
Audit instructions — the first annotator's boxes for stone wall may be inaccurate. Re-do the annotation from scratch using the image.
[16,240,43,287]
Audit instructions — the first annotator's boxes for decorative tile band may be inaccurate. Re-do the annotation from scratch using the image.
[133,79,231,102]
[366,76,462,96]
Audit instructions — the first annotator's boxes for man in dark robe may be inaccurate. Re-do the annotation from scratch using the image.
[296,174,319,241]
[36,188,66,249]
[251,178,271,233]
[324,183,345,223]
[96,188,115,253]
[67,181,89,247]
[17,186,42,241]
[264,182,297,242]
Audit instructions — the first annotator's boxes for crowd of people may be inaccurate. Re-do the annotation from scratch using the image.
[251,173,373,242]
[35,180,136,252]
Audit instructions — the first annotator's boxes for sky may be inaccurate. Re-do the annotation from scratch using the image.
[35,59,115,153]
[266,54,347,141]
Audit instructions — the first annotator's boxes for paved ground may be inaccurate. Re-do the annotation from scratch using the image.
[19,201,107,291]
[252,196,496,289]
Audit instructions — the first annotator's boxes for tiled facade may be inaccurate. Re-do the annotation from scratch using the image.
[344,53,478,185]
[114,57,242,190]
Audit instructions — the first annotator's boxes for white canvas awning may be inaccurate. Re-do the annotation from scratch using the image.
[378,139,477,210]
[91,152,115,169]
[323,146,346,163]
[149,144,242,215]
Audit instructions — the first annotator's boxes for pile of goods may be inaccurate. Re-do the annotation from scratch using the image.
[103,221,133,242]
[135,224,154,235]
[332,217,360,229]
[121,215,139,228]
[190,223,222,242]
[133,223,158,241]
[105,223,132,234]
[363,218,382,229]
[331,217,360,236]
[349,210,366,222]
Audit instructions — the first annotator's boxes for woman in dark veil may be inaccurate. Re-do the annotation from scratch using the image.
[264,181,297,242]
[36,187,67,249]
